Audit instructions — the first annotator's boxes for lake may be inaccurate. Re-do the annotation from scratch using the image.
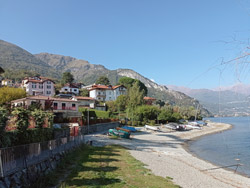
[189,116,250,176]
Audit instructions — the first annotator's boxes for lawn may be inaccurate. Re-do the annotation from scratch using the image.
[32,145,180,188]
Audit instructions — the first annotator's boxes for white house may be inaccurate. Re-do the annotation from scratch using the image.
[1,79,14,87]
[11,95,79,112]
[60,83,80,95]
[89,84,126,101]
[22,76,55,97]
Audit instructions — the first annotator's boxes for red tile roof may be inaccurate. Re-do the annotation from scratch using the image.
[89,84,126,91]
[12,96,77,103]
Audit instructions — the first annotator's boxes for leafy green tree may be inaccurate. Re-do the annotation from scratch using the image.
[158,109,173,122]
[127,82,144,119]
[61,72,74,85]
[80,88,89,97]
[12,107,30,133]
[115,95,128,112]
[31,109,46,129]
[106,101,117,113]
[118,77,148,96]
[156,100,165,108]
[96,76,110,85]
[0,107,9,147]
[134,105,160,122]
[118,77,135,88]
[0,87,26,105]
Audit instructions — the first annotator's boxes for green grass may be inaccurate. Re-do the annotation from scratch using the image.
[31,145,180,188]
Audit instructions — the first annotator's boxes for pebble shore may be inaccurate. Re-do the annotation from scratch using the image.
[85,122,250,188]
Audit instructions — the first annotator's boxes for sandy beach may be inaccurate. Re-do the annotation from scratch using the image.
[85,122,250,188]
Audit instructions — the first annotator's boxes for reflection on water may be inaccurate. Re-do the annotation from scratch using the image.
[189,116,250,176]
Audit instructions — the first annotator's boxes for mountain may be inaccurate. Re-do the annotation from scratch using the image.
[0,39,212,117]
[167,85,250,117]
[35,53,211,117]
[0,40,60,78]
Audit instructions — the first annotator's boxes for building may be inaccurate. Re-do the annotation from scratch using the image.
[22,76,55,96]
[72,96,96,108]
[89,84,126,101]
[11,95,82,125]
[11,95,79,112]
[60,83,80,96]
[1,79,14,87]
[144,96,156,105]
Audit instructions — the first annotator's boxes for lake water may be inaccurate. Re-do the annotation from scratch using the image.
[189,116,250,176]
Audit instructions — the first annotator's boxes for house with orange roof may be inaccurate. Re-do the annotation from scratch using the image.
[144,96,156,105]
[89,84,126,101]
[21,76,55,96]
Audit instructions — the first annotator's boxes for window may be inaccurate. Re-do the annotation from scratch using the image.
[65,89,68,91]
[98,92,101,95]
[32,84,36,88]
[47,85,51,89]
[39,84,43,89]
[74,89,77,92]
[47,81,51,84]
[72,104,76,107]
[62,103,66,110]
[53,103,58,110]
[47,91,51,94]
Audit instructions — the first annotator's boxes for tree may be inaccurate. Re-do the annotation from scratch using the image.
[12,107,30,133]
[0,107,9,148]
[0,87,26,105]
[80,88,89,97]
[118,77,148,96]
[134,105,160,122]
[31,109,46,129]
[96,76,110,85]
[61,72,74,85]
[115,95,128,112]
[127,81,144,119]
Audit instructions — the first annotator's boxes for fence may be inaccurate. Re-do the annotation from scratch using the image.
[0,134,84,178]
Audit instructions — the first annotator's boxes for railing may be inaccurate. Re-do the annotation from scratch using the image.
[53,107,77,111]
[0,135,84,178]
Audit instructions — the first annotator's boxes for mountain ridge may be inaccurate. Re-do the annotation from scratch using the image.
[0,39,212,117]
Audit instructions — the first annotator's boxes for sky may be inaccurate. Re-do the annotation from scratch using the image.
[0,0,250,89]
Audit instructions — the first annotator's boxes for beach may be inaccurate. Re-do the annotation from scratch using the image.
[85,122,250,188]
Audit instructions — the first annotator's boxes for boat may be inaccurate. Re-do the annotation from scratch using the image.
[108,128,131,139]
[145,125,160,131]
[121,126,137,132]
[163,123,186,131]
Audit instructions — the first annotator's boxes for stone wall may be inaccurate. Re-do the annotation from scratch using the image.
[0,122,120,188]
[0,153,64,188]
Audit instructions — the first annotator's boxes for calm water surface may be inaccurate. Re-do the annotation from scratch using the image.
[189,116,250,176]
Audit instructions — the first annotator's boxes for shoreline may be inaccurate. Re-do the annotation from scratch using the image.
[85,122,250,188]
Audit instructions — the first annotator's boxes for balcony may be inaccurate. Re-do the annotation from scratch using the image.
[53,106,77,111]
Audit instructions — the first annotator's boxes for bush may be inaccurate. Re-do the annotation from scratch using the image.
[149,120,156,126]
[120,120,126,125]
[127,121,132,126]
[132,121,137,126]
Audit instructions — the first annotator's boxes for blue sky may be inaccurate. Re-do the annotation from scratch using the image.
[0,0,250,89]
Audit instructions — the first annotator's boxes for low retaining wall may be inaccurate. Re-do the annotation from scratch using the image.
[79,122,120,134]
[0,135,84,188]
[0,122,120,187]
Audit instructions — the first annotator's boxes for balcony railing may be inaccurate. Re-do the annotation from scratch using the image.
[53,107,77,111]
